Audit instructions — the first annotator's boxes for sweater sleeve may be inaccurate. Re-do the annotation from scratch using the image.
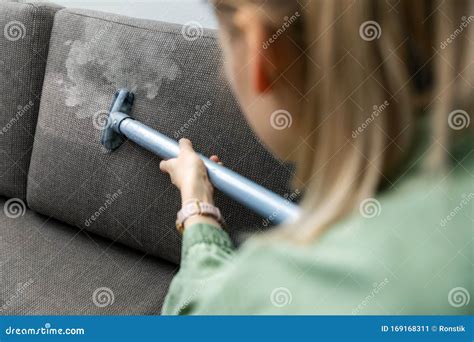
[161,223,235,315]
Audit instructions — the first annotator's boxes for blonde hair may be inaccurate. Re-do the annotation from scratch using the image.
[213,0,474,242]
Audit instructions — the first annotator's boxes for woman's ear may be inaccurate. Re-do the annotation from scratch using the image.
[253,27,274,94]
[235,6,275,95]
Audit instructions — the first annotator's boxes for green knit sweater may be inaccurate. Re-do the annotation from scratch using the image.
[162,135,473,315]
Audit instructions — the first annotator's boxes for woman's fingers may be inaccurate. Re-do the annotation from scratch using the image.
[179,139,222,165]
[159,159,174,174]
[160,138,217,204]
[161,139,195,174]
[160,159,180,186]
[162,141,223,175]
[210,155,223,166]
[179,138,194,153]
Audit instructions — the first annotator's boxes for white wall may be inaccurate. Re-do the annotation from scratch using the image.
[51,0,218,28]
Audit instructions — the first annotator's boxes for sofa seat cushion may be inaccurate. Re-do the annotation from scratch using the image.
[0,197,177,315]
[27,9,295,264]
[0,1,61,199]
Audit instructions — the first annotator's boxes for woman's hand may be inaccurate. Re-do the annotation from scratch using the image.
[160,138,221,205]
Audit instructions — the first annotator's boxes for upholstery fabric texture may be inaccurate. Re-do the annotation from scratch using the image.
[0,1,60,199]
[0,197,177,315]
[27,9,295,264]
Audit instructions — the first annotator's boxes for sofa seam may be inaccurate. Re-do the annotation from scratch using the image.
[20,3,40,201]
[22,4,58,203]
[57,9,218,41]
[15,2,61,13]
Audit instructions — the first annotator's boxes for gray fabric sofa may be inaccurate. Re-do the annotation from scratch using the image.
[0,2,293,314]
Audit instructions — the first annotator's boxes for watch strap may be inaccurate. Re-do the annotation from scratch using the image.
[176,200,224,234]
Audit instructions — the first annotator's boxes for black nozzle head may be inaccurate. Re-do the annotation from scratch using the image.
[100,89,135,151]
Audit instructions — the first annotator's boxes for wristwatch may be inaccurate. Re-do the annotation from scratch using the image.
[176,199,225,234]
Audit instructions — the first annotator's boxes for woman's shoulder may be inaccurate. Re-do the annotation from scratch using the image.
[196,160,473,314]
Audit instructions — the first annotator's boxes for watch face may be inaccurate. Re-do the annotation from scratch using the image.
[185,203,200,216]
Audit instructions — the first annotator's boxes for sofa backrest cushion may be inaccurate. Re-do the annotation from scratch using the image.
[27,9,295,264]
[0,1,61,199]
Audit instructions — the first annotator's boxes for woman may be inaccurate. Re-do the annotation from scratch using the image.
[160,0,473,314]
